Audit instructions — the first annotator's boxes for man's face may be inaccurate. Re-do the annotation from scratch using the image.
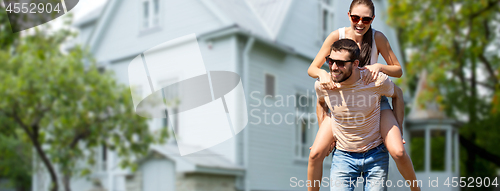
[328,50,355,83]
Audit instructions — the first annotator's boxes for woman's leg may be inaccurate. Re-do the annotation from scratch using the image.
[380,109,421,191]
[308,116,335,191]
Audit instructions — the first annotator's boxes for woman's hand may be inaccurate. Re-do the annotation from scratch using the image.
[328,140,336,156]
[359,63,383,85]
[309,140,336,157]
[318,69,341,90]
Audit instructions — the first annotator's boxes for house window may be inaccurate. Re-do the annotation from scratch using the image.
[410,130,425,171]
[162,108,178,132]
[96,144,107,171]
[160,80,179,133]
[265,74,275,97]
[430,130,446,171]
[295,93,315,159]
[320,0,334,40]
[142,0,160,30]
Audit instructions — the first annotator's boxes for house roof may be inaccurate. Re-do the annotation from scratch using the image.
[149,143,245,176]
[79,0,293,52]
[407,70,452,121]
[208,0,270,38]
[244,0,292,39]
[72,5,105,27]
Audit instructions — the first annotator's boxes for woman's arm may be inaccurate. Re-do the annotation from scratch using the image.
[374,31,403,78]
[360,31,403,84]
[307,30,340,90]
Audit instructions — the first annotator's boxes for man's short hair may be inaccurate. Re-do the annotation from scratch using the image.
[331,39,360,61]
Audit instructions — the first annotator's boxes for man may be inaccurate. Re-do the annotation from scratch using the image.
[313,39,404,191]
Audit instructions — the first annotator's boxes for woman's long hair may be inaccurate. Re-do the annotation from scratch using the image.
[349,0,375,67]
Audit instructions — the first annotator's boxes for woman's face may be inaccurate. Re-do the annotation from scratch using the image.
[348,4,374,36]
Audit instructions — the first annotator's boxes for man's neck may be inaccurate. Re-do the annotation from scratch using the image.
[340,68,360,85]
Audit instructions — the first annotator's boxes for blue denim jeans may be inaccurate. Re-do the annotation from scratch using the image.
[380,96,391,111]
[330,143,389,191]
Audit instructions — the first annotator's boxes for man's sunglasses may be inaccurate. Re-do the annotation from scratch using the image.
[325,56,355,68]
[350,15,373,24]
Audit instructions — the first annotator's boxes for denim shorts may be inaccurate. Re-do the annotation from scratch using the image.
[330,144,389,191]
[380,96,391,111]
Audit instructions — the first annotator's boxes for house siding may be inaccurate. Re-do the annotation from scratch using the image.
[107,34,240,164]
[140,158,176,191]
[245,42,330,190]
[55,0,410,191]
[276,0,322,58]
[93,0,224,64]
[194,35,239,164]
[177,174,236,191]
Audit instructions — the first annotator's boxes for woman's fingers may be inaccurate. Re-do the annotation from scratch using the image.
[372,71,378,82]
[364,72,372,85]
[334,83,341,89]
[329,82,336,89]
[321,82,331,90]
[320,80,328,89]
[327,141,336,156]
[321,81,336,90]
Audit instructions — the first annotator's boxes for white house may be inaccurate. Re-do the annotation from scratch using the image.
[33,0,414,191]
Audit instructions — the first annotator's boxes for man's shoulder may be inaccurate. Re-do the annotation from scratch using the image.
[314,80,327,96]
[314,80,322,91]
[315,80,340,98]
[374,72,391,87]
[358,70,390,87]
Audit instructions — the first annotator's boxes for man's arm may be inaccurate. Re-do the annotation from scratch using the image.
[314,85,336,156]
[314,81,329,127]
[316,99,329,127]
[376,72,405,135]
[390,85,405,135]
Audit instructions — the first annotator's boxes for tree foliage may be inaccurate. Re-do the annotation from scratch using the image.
[387,0,500,186]
[0,133,32,191]
[0,6,167,191]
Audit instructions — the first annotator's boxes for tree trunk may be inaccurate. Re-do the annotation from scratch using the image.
[29,128,59,191]
[10,110,59,191]
[459,135,500,166]
[63,172,72,191]
[465,134,476,175]
[466,58,477,176]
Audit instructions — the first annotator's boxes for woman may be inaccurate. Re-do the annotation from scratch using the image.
[307,0,420,191]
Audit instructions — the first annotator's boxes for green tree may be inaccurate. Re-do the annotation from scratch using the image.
[0,127,32,191]
[0,5,31,191]
[0,7,167,191]
[387,0,500,188]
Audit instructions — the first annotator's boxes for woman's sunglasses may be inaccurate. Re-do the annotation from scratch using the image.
[325,56,355,68]
[350,15,373,24]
